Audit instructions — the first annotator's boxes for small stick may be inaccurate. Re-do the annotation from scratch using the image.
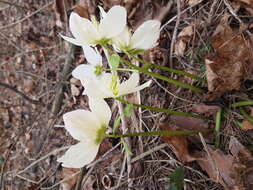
[0,82,42,105]
[169,0,181,69]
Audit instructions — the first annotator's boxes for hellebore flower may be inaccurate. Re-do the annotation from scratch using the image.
[113,20,161,53]
[72,46,104,82]
[57,98,111,168]
[61,6,127,46]
[73,70,151,99]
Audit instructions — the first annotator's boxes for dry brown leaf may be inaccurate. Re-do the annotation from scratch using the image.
[160,124,197,163]
[205,16,253,99]
[241,107,253,130]
[60,168,79,190]
[197,146,237,188]
[54,0,66,27]
[191,104,220,115]
[175,26,193,56]
[234,0,253,8]
[73,4,89,19]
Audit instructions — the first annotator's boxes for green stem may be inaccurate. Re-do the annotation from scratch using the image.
[120,58,205,93]
[231,101,253,107]
[129,55,206,83]
[239,107,253,124]
[106,129,211,138]
[104,68,136,72]
[215,108,222,148]
[116,97,205,119]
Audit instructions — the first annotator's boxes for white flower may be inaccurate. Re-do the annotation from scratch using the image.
[113,20,161,52]
[61,6,127,46]
[72,46,104,82]
[57,98,111,168]
[77,71,152,99]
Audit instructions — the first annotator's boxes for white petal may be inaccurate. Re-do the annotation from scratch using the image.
[99,6,127,38]
[89,98,111,125]
[112,27,131,50]
[57,141,99,168]
[98,6,107,20]
[72,64,96,82]
[82,46,102,66]
[63,109,100,141]
[61,35,87,46]
[70,12,100,44]
[118,72,139,92]
[131,20,161,50]
[119,80,152,96]
[83,78,108,99]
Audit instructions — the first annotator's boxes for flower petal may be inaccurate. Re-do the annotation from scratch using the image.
[72,64,96,82]
[57,141,99,168]
[70,12,100,44]
[89,98,111,125]
[99,6,127,38]
[82,46,102,66]
[63,109,100,141]
[118,72,139,93]
[131,20,161,50]
[61,35,87,46]
[112,27,131,50]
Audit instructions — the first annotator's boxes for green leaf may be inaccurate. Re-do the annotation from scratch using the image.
[109,54,120,71]
[168,167,185,190]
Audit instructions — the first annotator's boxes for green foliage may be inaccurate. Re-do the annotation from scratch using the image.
[123,104,134,117]
[168,167,185,190]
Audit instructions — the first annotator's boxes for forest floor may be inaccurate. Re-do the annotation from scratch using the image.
[1,0,253,190]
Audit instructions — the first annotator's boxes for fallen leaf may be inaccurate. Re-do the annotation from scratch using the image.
[191,104,220,115]
[234,0,253,8]
[241,107,253,130]
[60,168,79,190]
[205,15,253,99]
[160,124,197,163]
[184,0,202,6]
[54,0,66,27]
[170,115,208,131]
[197,138,253,189]
[197,146,237,188]
[73,4,89,19]
[175,26,193,56]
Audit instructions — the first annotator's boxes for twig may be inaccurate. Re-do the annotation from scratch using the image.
[75,168,86,190]
[0,82,43,105]
[50,44,76,117]
[169,0,181,69]
[0,1,54,30]
[131,143,167,163]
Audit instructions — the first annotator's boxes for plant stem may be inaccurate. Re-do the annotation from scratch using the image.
[116,97,205,119]
[239,107,253,123]
[106,129,211,138]
[215,108,222,148]
[104,68,136,72]
[130,55,206,83]
[120,58,205,93]
[231,101,253,107]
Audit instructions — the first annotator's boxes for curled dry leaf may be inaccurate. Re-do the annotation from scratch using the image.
[241,107,253,130]
[234,0,253,8]
[205,15,253,99]
[174,25,193,56]
[73,4,89,19]
[160,124,197,163]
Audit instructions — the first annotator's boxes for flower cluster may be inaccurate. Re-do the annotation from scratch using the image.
[58,5,161,168]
